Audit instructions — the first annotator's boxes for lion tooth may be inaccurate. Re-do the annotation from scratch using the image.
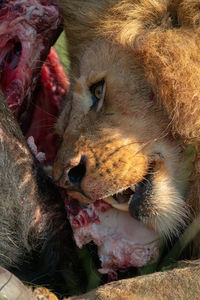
[130,185,135,192]
[111,202,129,212]
[103,196,129,211]
[104,196,117,205]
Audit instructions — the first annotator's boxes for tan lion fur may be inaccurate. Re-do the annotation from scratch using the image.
[53,0,200,298]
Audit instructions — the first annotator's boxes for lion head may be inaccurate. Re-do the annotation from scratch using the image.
[53,39,188,240]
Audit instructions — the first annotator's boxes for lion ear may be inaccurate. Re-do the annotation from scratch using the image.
[132,28,200,140]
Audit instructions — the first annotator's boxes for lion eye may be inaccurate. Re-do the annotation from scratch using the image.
[90,79,105,110]
[95,85,103,99]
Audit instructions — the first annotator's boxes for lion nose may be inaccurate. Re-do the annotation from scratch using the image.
[54,156,87,188]
[68,157,86,185]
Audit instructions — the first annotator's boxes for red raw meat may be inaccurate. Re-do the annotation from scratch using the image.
[0,0,62,117]
[0,0,68,165]
[26,47,70,164]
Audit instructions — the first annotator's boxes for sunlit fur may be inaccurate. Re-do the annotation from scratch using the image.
[54,0,200,245]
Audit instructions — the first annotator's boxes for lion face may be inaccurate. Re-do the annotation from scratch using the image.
[53,40,188,239]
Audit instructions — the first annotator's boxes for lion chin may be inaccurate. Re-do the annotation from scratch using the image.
[53,37,189,246]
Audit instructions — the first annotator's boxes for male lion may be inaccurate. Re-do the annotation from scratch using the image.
[53,0,200,299]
